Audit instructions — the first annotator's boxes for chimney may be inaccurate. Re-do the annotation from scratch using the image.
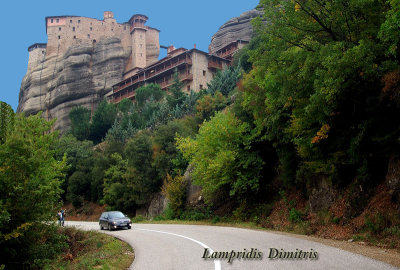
[167,45,176,55]
[194,43,196,48]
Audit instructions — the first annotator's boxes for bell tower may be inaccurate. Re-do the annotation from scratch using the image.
[129,14,148,69]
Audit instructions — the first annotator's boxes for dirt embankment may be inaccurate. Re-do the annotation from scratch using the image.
[266,184,400,268]
[63,202,106,222]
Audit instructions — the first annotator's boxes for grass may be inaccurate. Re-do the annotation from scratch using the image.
[44,227,133,270]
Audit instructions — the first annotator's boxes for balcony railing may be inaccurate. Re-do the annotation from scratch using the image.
[208,61,223,70]
[110,73,193,104]
[159,73,193,89]
[113,56,192,94]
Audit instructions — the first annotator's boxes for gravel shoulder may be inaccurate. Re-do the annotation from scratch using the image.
[270,230,400,268]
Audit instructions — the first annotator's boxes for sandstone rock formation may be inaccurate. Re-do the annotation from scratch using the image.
[208,9,263,54]
[146,193,169,218]
[17,37,130,133]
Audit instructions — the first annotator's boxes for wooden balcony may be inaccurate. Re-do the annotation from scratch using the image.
[110,72,193,104]
[160,73,193,89]
[113,56,192,94]
[147,57,192,81]
[217,45,238,59]
[208,61,223,70]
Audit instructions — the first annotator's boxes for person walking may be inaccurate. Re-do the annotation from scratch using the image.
[61,209,65,226]
[57,210,62,226]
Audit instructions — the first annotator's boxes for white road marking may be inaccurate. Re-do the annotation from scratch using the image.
[136,228,222,270]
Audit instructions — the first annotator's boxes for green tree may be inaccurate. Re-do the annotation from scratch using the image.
[153,118,196,179]
[135,83,165,107]
[0,102,14,145]
[125,132,159,205]
[0,113,66,267]
[241,0,400,187]
[102,153,136,212]
[53,134,93,201]
[166,69,186,108]
[69,106,91,140]
[207,64,241,96]
[118,98,133,114]
[161,173,187,218]
[177,111,263,204]
[89,99,118,144]
[195,91,226,120]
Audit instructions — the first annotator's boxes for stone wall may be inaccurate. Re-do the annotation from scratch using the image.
[191,50,212,92]
[45,15,131,58]
[27,46,46,73]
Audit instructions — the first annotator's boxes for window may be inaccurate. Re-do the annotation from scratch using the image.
[90,27,92,31]
[58,35,61,39]
[56,18,59,23]
[72,27,75,32]
[70,19,72,23]
[51,19,53,23]
[187,85,190,91]
[88,34,90,38]
[73,35,76,39]
[59,27,61,31]
[78,20,80,23]
[140,53,142,56]
[200,84,203,89]
[203,70,206,76]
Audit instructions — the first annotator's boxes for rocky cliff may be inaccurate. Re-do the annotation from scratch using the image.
[209,9,263,53]
[17,37,129,133]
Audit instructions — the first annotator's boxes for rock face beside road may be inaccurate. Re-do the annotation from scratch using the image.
[208,9,263,53]
[17,37,129,133]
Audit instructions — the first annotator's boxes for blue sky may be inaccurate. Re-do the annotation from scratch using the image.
[0,0,259,111]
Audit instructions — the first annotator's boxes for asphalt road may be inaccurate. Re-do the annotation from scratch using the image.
[66,221,398,270]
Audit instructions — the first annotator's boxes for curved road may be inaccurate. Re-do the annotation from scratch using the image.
[66,221,398,270]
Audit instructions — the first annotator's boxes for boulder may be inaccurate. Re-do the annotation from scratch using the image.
[147,193,168,219]
[309,178,336,213]
[184,165,203,206]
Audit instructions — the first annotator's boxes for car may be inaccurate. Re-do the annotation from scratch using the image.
[99,211,132,231]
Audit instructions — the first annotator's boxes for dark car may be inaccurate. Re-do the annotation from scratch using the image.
[99,211,132,231]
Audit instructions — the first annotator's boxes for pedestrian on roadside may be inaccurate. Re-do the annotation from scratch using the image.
[57,210,62,226]
[61,209,65,226]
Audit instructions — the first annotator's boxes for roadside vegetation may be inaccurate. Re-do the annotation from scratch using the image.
[1,0,400,267]
[44,227,133,270]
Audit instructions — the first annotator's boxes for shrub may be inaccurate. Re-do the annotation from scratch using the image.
[288,208,306,224]
[161,173,187,218]
[180,209,209,221]
[131,215,147,223]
